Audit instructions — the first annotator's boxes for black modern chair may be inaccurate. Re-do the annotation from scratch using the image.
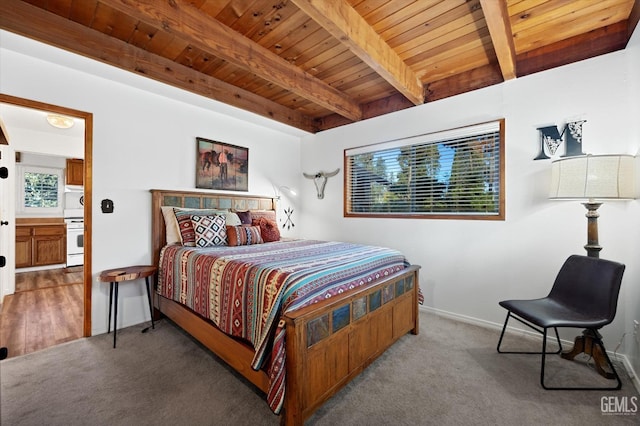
[497,254,625,390]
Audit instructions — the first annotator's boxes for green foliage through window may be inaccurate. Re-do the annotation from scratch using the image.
[345,120,505,220]
[24,171,59,208]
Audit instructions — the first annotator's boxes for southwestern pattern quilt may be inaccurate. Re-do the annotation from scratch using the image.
[157,239,408,413]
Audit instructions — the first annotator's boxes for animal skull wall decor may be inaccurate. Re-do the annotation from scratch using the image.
[303,168,340,199]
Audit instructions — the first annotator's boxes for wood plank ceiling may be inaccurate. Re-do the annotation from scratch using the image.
[1,0,638,133]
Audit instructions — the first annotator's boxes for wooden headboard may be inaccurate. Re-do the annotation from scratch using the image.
[150,189,276,268]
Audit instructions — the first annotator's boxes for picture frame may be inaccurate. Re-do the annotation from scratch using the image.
[196,137,249,191]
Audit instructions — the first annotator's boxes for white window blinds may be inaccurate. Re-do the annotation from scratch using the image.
[24,171,59,208]
[18,165,64,215]
[345,119,504,219]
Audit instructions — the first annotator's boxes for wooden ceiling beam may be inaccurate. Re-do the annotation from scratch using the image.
[315,93,415,131]
[99,0,362,122]
[426,63,503,102]
[516,21,628,77]
[317,60,506,131]
[291,0,424,106]
[479,0,516,81]
[0,0,317,133]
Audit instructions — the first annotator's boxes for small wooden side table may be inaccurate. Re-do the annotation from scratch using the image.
[99,265,156,348]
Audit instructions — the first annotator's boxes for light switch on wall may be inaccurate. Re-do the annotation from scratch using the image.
[101,199,114,213]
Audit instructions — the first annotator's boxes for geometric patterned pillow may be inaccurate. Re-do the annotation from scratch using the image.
[191,215,227,247]
[226,225,263,246]
[174,208,225,246]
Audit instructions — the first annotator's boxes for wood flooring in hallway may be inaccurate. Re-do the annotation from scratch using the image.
[0,268,83,359]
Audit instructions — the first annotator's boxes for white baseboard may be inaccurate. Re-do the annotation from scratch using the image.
[419,305,640,394]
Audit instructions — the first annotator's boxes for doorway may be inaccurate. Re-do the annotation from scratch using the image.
[0,94,92,357]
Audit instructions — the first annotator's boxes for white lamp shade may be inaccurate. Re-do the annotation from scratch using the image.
[549,154,636,200]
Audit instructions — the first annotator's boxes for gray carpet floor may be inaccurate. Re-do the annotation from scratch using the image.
[1,310,638,425]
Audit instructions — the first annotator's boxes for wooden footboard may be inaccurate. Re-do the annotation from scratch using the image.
[282,265,420,425]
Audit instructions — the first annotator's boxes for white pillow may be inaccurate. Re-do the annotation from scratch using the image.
[225,211,242,227]
[161,206,182,245]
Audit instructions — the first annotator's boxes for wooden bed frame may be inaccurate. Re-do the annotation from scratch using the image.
[150,189,420,425]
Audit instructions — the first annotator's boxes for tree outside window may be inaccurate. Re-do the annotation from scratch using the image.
[24,171,59,208]
[345,119,505,220]
[17,165,64,215]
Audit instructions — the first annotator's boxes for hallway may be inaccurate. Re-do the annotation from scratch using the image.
[0,268,83,359]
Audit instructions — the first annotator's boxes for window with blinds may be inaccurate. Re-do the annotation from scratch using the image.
[24,171,59,208]
[17,165,64,214]
[345,119,505,220]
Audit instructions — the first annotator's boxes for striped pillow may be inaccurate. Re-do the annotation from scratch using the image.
[226,225,263,246]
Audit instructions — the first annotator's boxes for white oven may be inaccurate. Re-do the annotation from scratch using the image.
[64,191,84,267]
[65,218,84,266]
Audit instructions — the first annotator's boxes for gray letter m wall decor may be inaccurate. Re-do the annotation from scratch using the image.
[534,120,586,160]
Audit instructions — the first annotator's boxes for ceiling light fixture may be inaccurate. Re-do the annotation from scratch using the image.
[46,113,75,129]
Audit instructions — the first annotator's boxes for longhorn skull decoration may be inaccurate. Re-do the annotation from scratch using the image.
[303,168,340,199]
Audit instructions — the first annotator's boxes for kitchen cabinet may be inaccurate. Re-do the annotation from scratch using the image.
[15,226,32,268]
[66,158,84,186]
[16,219,66,268]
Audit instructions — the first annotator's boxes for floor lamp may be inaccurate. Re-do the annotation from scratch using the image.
[549,153,635,378]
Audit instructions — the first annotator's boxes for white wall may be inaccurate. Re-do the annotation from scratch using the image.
[0,31,304,335]
[300,42,640,372]
[4,125,84,159]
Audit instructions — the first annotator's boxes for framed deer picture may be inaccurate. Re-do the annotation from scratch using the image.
[196,137,249,191]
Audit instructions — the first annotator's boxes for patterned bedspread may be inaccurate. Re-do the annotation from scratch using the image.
[157,239,408,413]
